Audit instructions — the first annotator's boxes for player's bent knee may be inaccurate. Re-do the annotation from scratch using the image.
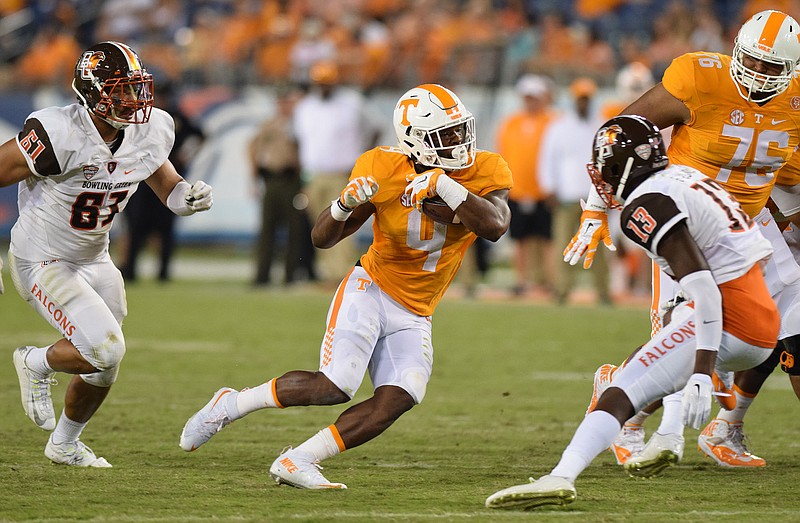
[93,331,126,370]
[81,364,120,387]
[398,367,429,404]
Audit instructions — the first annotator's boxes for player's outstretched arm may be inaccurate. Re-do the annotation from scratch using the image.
[312,176,378,249]
[563,188,616,269]
[147,160,213,216]
[619,83,690,129]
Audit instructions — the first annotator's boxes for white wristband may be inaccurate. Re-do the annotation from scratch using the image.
[585,186,608,212]
[330,199,352,222]
[166,181,194,216]
[435,174,469,210]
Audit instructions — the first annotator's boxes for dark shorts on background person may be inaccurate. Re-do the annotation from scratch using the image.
[508,199,552,240]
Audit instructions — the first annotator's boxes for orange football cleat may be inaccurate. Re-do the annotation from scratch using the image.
[698,419,766,467]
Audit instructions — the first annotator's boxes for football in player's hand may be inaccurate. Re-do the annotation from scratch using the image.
[422,196,461,225]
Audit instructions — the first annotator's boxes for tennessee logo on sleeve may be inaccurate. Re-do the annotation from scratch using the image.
[17,118,61,176]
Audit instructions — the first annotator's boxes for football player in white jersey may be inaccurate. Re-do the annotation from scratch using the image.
[0,41,213,467]
[486,116,779,510]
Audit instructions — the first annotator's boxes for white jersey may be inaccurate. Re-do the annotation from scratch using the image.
[620,164,772,284]
[11,104,174,262]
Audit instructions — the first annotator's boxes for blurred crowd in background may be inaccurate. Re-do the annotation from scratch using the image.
[0,0,785,92]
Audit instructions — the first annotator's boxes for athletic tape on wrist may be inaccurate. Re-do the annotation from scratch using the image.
[330,199,352,221]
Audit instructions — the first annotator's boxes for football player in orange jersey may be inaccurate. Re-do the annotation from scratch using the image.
[179,84,512,489]
[566,9,800,471]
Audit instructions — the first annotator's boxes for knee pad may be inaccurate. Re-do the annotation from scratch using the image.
[79,332,126,386]
[753,345,782,376]
[88,331,126,371]
[81,365,120,387]
[779,334,800,376]
[398,367,429,404]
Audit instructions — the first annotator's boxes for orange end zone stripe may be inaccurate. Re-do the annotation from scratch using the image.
[418,83,456,108]
[759,11,787,49]
[329,424,346,451]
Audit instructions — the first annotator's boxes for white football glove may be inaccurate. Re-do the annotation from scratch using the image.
[340,176,379,209]
[681,373,713,429]
[563,209,616,269]
[184,181,213,212]
[404,168,445,210]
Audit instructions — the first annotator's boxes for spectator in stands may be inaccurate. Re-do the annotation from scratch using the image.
[16,23,81,89]
[249,86,310,287]
[496,74,559,297]
[293,60,382,284]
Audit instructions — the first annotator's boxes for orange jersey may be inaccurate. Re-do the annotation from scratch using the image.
[495,110,557,201]
[776,145,800,186]
[357,147,513,316]
[663,52,800,217]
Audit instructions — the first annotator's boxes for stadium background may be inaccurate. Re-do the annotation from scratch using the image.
[3,4,800,520]
[0,0,765,262]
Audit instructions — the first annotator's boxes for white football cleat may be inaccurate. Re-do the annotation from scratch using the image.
[698,419,765,467]
[45,435,111,467]
[609,424,645,465]
[269,447,347,489]
[179,387,238,452]
[624,432,684,478]
[485,475,576,510]
[13,346,57,431]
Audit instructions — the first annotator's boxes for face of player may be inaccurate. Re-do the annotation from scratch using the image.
[435,123,466,159]
[741,54,784,77]
[104,78,152,122]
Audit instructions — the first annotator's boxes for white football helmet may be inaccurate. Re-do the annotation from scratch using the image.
[730,10,800,101]
[615,62,654,102]
[393,84,475,170]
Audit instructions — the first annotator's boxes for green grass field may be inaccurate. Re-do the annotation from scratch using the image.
[1,279,798,522]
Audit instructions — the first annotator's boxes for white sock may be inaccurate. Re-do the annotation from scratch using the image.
[718,386,755,423]
[626,409,651,427]
[25,346,54,375]
[235,378,282,418]
[656,392,685,435]
[51,410,87,445]
[295,425,345,463]
[550,410,621,482]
